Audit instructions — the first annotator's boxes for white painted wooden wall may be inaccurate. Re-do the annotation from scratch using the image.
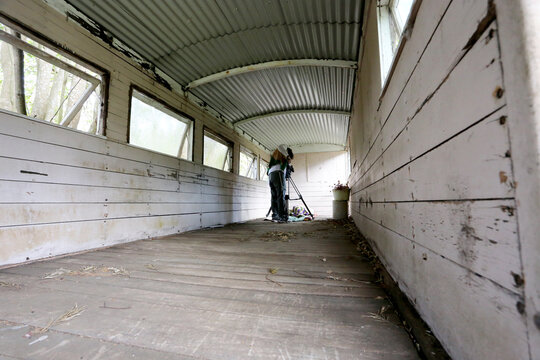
[291,151,349,217]
[348,0,539,359]
[0,0,270,267]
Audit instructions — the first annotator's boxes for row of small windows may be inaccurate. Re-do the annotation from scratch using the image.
[0,17,267,180]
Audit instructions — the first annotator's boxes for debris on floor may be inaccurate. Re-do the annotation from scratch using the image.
[0,281,21,289]
[265,268,282,286]
[326,274,371,284]
[33,304,86,335]
[261,231,296,242]
[287,215,312,222]
[364,304,394,322]
[145,263,158,270]
[100,302,131,310]
[42,265,129,279]
[288,206,313,221]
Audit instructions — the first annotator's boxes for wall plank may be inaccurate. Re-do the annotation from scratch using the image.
[348,0,529,358]
[0,110,269,267]
[353,199,520,292]
[353,212,528,360]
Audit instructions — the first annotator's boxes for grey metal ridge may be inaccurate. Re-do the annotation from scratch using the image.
[186,59,358,90]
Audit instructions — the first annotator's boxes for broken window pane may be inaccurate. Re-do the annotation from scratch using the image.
[239,146,257,179]
[129,89,193,160]
[0,21,104,134]
[204,130,233,172]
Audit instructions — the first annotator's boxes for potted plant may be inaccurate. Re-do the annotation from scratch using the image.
[332,181,350,201]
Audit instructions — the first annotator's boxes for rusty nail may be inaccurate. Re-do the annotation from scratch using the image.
[499,116,507,125]
[494,86,504,98]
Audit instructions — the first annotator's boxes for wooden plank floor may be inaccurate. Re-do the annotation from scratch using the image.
[0,220,419,359]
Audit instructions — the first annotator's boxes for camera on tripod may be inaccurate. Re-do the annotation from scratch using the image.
[286,164,294,179]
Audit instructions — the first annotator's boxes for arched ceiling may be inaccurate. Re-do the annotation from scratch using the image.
[65,0,364,152]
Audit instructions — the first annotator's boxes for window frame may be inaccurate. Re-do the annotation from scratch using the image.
[0,15,109,135]
[377,0,420,97]
[259,158,269,181]
[127,85,195,162]
[202,127,234,173]
[239,145,258,179]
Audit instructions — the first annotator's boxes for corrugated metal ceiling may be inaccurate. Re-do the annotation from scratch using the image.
[238,112,350,151]
[191,66,356,122]
[65,0,364,152]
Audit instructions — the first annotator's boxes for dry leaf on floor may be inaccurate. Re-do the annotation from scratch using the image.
[145,264,158,270]
[268,268,278,274]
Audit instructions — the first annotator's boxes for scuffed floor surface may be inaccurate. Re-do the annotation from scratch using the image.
[0,220,419,359]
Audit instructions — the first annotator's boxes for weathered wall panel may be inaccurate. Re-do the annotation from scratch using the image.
[494,1,540,356]
[349,1,532,359]
[0,0,270,267]
[0,111,269,267]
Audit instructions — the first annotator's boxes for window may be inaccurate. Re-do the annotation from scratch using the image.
[239,146,258,179]
[377,0,415,83]
[203,129,233,172]
[259,159,269,181]
[129,88,193,160]
[0,19,105,134]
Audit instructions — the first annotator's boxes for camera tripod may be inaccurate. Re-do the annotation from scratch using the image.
[266,175,314,219]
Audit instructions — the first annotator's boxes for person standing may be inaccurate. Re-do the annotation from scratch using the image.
[268,144,294,222]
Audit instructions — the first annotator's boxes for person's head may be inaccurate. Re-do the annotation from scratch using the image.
[272,148,287,163]
[277,144,294,162]
[286,147,294,161]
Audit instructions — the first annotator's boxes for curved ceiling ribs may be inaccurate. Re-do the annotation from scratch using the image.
[186,59,357,90]
[236,111,350,151]
[65,0,363,153]
[233,109,351,127]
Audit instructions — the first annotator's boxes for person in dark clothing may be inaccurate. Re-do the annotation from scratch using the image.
[267,144,294,222]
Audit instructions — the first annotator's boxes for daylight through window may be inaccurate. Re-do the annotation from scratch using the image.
[377,0,415,84]
[129,89,193,160]
[259,159,269,181]
[203,129,233,172]
[0,20,105,134]
[239,146,258,179]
